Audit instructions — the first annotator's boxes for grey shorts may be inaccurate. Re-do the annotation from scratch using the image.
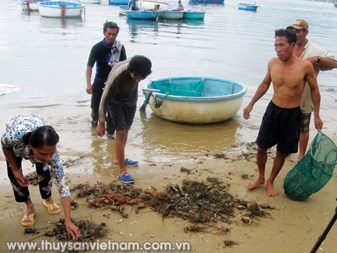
[300,112,311,132]
[108,102,136,131]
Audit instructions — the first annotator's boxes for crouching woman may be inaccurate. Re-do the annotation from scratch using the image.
[1,114,79,240]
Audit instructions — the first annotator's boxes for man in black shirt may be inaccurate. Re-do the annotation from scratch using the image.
[86,21,127,139]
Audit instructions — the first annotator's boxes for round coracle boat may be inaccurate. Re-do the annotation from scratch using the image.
[143,76,247,124]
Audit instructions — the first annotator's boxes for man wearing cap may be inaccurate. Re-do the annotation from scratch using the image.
[286,19,337,160]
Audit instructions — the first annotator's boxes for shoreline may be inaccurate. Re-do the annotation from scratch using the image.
[1,142,337,253]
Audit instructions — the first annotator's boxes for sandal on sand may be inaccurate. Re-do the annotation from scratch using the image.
[43,201,61,215]
[21,212,36,227]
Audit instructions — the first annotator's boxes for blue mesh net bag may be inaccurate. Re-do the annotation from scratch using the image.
[284,132,337,201]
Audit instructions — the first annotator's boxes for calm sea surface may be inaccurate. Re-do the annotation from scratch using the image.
[0,0,336,171]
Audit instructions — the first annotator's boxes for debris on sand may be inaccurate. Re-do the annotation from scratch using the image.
[212,142,276,162]
[71,178,273,233]
[224,239,238,247]
[24,228,37,234]
[46,219,108,241]
[25,171,43,186]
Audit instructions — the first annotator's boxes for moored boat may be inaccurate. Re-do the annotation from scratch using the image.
[109,0,128,5]
[20,0,44,11]
[38,1,85,17]
[157,9,184,20]
[143,76,247,124]
[138,0,170,10]
[238,3,259,11]
[189,0,224,4]
[183,9,205,20]
[119,5,129,15]
[79,0,100,3]
[126,9,158,19]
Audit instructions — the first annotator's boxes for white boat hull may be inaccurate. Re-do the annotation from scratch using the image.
[149,97,244,124]
[158,10,184,19]
[79,0,100,3]
[138,0,170,10]
[38,2,85,17]
[20,1,40,11]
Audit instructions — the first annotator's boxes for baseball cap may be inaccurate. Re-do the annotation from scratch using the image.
[287,19,309,30]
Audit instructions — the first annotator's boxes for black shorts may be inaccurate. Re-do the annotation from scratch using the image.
[256,101,301,155]
[108,102,136,131]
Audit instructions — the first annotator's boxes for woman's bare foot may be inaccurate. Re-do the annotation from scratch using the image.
[45,196,55,205]
[247,178,265,190]
[266,182,278,197]
[26,201,36,215]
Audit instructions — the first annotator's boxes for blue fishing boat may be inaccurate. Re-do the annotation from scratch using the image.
[183,10,205,20]
[189,0,224,4]
[126,9,158,20]
[143,76,247,124]
[109,0,128,5]
[238,3,259,11]
[38,1,85,17]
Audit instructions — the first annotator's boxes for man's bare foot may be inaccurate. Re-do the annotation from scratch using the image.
[247,178,265,190]
[266,182,278,197]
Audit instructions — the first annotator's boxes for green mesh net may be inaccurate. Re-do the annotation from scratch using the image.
[284,132,337,201]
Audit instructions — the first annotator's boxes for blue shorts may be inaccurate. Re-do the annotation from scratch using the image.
[256,101,301,155]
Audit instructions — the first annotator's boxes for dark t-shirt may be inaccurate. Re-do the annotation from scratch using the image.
[87,39,127,80]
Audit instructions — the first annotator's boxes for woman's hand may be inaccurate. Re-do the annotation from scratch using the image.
[65,221,80,241]
[13,169,29,187]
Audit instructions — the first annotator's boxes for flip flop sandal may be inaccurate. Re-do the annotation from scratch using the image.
[21,212,36,227]
[43,201,61,215]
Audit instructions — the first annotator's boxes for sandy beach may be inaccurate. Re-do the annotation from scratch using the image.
[1,137,337,253]
[1,0,337,252]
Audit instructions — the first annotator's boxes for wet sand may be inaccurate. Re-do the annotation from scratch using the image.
[1,140,337,253]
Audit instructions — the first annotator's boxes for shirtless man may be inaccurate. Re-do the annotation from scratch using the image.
[243,29,323,197]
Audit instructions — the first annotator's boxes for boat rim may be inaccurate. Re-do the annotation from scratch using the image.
[145,76,247,102]
[38,1,85,8]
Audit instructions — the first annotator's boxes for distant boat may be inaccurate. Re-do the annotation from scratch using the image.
[109,0,128,5]
[189,0,224,4]
[38,1,85,17]
[238,3,259,11]
[183,9,205,20]
[119,5,129,15]
[138,0,170,10]
[20,0,44,11]
[157,10,184,20]
[143,76,247,124]
[126,9,158,20]
[79,0,100,3]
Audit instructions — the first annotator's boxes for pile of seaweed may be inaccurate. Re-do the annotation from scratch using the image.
[45,219,108,241]
[71,177,273,229]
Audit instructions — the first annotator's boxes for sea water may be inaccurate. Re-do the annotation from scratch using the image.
[0,0,336,167]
